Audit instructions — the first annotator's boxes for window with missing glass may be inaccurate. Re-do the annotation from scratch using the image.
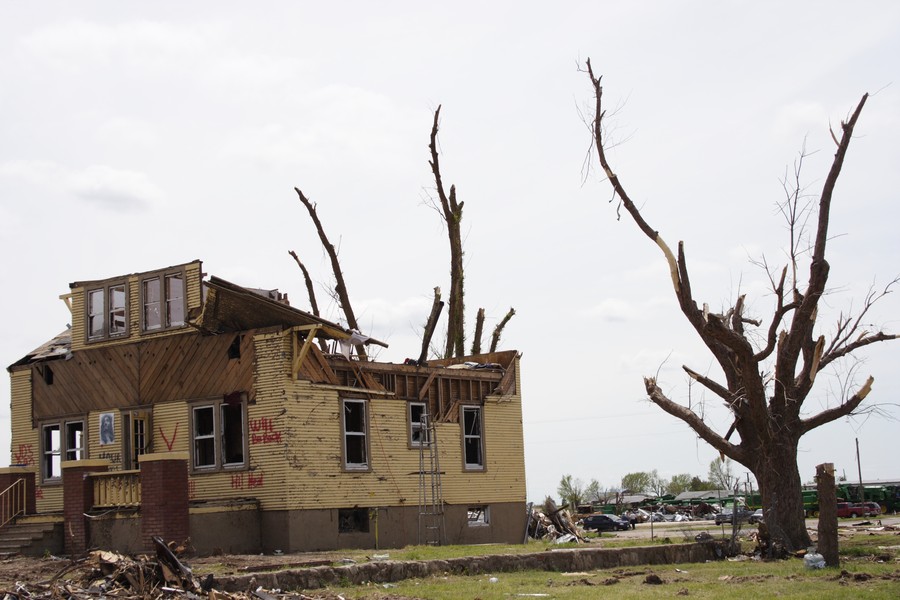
[342,399,368,470]
[409,402,430,447]
[190,396,246,472]
[86,282,127,341]
[462,406,484,470]
[141,269,186,332]
[40,419,85,482]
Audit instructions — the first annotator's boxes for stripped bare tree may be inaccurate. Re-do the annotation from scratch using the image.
[585,59,897,551]
[429,106,466,358]
[294,187,367,360]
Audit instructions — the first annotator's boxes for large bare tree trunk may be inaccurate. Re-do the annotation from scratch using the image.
[429,106,466,358]
[586,59,896,552]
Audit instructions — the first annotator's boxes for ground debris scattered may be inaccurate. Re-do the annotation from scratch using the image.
[0,539,354,600]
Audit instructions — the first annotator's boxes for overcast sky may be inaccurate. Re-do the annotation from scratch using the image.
[2,1,899,503]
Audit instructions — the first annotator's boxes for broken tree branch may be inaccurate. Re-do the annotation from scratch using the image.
[489,307,516,353]
[294,187,367,360]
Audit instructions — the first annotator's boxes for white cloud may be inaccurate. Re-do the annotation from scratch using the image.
[68,165,163,210]
[580,298,639,322]
[96,117,160,146]
[0,160,162,211]
[19,20,214,72]
[771,102,830,143]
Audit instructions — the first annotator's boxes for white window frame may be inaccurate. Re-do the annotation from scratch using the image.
[40,419,85,482]
[461,405,484,471]
[409,401,430,448]
[190,397,247,472]
[341,399,369,471]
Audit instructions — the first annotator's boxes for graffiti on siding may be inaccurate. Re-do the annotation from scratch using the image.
[249,417,282,444]
[98,451,122,464]
[230,471,265,489]
[160,423,179,451]
[13,444,34,466]
[35,486,43,499]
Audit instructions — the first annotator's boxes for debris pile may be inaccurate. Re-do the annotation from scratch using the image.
[525,499,587,542]
[0,538,337,600]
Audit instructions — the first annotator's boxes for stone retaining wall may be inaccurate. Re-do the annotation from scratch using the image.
[212,541,725,592]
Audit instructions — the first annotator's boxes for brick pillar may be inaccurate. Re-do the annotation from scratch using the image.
[139,452,189,550]
[62,459,109,555]
[0,467,37,516]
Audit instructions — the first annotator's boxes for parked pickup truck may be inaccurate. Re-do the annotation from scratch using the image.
[836,502,867,518]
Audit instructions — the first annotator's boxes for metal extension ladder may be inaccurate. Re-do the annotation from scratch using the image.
[417,411,445,545]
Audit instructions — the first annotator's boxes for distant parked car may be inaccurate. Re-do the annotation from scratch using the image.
[715,509,754,525]
[748,509,764,524]
[582,514,631,532]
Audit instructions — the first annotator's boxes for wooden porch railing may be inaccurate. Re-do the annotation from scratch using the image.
[92,470,141,508]
[0,478,26,528]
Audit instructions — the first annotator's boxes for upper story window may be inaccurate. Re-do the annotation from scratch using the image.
[86,283,127,341]
[141,270,185,332]
[409,402,430,447]
[462,406,484,471]
[342,399,369,470]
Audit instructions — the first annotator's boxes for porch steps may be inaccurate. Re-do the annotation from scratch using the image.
[0,519,62,558]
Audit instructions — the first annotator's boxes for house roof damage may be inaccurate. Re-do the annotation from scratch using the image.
[192,275,388,348]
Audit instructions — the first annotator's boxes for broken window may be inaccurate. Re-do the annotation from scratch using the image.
[221,401,245,466]
[65,422,84,461]
[338,508,370,533]
[142,277,162,330]
[87,282,128,341]
[109,285,127,335]
[409,402,430,447]
[462,406,484,470]
[87,289,105,339]
[142,269,186,332]
[41,424,61,481]
[165,273,185,327]
[342,399,368,470]
[40,418,85,482]
[191,396,247,472]
[467,506,490,526]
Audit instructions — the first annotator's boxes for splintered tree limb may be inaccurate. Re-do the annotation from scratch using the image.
[779,94,868,371]
[683,366,735,404]
[294,187,367,360]
[430,106,466,358]
[288,250,329,352]
[418,287,444,365]
[489,307,516,353]
[586,59,681,297]
[471,307,485,355]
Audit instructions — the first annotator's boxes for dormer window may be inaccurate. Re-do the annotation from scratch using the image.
[86,283,127,342]
[141,270,185,332]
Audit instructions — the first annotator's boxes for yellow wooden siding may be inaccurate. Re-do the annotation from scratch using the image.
[8,370,63,512]
[253,332,526,510]
[70,288,86,352]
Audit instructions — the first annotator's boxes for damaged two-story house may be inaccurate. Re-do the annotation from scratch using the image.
[3,260,525,555]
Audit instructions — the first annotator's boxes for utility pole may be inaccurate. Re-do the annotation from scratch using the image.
[855,437,864,502]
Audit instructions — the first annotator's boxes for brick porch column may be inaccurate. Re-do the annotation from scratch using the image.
[62,459,109,555]
[0,467,37,516]
[139,452,189,550]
